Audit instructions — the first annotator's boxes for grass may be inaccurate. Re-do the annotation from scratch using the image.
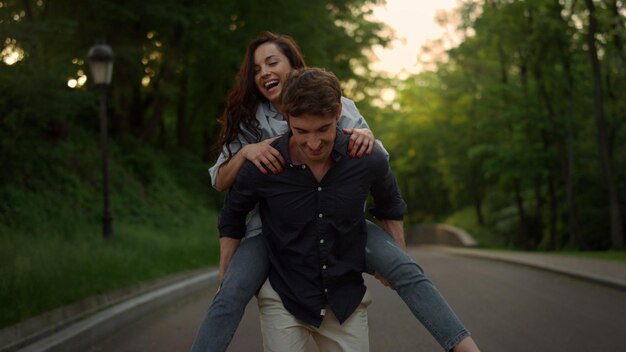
[442,207,626,264]
[0,131,224,329]
[0,208,219,329]
[550,250,626,263]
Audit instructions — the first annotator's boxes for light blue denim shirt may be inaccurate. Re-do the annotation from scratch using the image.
[209,96,387,238]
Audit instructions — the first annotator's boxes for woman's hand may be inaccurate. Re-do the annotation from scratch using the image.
[214,136,285,191]
[343,128,375,158]
[242,135,286,175]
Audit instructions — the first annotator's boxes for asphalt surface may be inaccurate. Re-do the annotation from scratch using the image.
[78,247,626,352]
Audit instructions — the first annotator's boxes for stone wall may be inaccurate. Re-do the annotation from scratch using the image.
[406,224,478,247]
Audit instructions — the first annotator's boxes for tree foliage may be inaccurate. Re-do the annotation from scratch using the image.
[0,0,387,153]
[4,0,625,252]
[375,0,625,250]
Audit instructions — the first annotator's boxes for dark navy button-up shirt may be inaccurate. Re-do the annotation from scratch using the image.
[218,129,406,327]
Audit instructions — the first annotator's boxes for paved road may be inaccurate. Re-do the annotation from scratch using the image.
[85,247,626,351]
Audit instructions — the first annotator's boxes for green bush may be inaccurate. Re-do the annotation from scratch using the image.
[0,128,220,328]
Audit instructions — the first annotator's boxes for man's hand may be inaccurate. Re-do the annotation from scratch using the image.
[218,237,241,280]
[374,272,392,288]
[382,219,406,250]
[373,219,406,290]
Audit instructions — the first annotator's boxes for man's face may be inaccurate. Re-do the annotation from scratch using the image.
[289,113,339,164]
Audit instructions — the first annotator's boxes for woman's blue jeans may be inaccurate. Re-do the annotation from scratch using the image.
[190,221,469,352]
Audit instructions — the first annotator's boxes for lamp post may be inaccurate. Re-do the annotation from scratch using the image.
[87,41,114,239]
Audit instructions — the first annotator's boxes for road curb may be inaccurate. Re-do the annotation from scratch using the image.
[432,246,626,292]
[13,270,219,352]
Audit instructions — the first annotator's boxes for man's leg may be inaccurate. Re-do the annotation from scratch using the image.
[365,220,471,351]
[190,235,269,352]
[257,279,311,352]
[311,289,371,352]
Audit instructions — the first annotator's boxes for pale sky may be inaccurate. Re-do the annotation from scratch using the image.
[370,0,459,76]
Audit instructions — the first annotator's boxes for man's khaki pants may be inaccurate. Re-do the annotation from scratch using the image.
[257,279,371,352]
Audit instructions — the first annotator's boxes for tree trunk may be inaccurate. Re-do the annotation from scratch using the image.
[474,195,485,226]
[128,84,144,137]
[547,173,557,249]
[139,22,185,142]
[513,179,530,249]
[584,0,625,249]
[22,0,33,21]
[533,66,565,250]
[549,0,582,249]
[608,0,626,65]
[177,53,190,148]
[533,177,546,249]
[563,37,580,249]
[141,95,169,142]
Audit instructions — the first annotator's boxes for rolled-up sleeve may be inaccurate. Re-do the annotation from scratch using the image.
[368,153,406,220]
[208,123,259,189]
[218,163,262,238]
[209,141,242,188]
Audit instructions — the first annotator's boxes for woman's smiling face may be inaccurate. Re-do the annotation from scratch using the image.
[253,42,294,105]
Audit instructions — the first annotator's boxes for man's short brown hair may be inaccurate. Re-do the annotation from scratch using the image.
[281,68,342,118]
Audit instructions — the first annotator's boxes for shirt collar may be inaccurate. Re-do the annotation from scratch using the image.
[274,127,349,166]
[262,101,283,121]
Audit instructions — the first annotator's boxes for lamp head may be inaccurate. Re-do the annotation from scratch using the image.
[87,41,114,86]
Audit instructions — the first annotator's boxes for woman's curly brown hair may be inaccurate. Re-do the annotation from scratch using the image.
[217,31,306,160]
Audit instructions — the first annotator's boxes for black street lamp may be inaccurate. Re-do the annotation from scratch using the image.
[87,41,114,239]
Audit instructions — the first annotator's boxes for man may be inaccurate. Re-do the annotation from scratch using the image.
[218,67,407,351]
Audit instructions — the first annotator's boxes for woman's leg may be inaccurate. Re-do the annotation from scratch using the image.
[190,235,269,352]
[364,220,470,351]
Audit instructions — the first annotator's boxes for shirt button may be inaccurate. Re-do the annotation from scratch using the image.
[317,186,322,191]
[318,213,323,218]
[320,239,324,244]
[324,288,328,293]
[322,265,327,270]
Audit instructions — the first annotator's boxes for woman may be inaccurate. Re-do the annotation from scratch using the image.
[191,32,479,352]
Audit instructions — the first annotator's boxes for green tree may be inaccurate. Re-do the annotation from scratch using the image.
[583,0,624,249]
[377,0,626,250]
